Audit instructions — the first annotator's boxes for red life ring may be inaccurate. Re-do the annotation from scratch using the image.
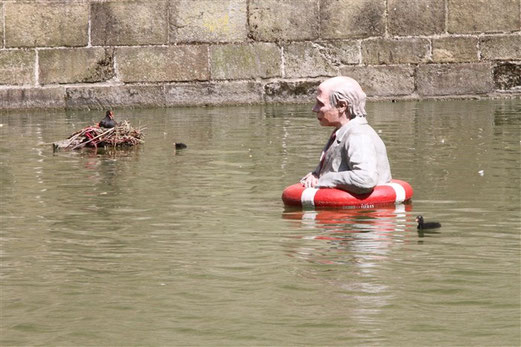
[282,179,413,208]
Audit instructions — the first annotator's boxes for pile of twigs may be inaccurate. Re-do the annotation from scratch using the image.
[53,120,145,151]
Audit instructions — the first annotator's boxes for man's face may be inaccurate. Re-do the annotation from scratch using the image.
[312,87,342,127]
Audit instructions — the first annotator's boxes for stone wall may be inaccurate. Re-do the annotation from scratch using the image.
[0,0,520,110]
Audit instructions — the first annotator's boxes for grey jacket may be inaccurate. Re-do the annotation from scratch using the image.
[313,116,392,194]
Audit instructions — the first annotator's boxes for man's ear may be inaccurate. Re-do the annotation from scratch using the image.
[337,100,348,113]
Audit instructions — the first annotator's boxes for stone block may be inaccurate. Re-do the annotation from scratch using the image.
[494,62,521,90]
[165,81,263,106]
[210,43,281,80]
[283,42,338,78]
[116,46,209,82]
[448,0,520,34]
[170,0,247,43]
[91,1,168,46]
[65,85,165,109]
[481,35,521,60]
[417,63,494,96]
[264,80,320,103]
[362,38,430,65]
[39,48,114,85]
[0,50,35,85]
[432,37,479,63]
[388,0,445,35]
[323,41,361,65]
[249,0,319,41]
[0,87,65,110]
[340,65,415,96]
[5,2,88,47]
[320,0,385,39]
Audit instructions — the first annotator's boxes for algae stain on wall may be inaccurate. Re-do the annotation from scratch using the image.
[203,14,231,35]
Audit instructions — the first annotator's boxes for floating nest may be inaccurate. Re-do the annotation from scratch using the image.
[53,120,145,152]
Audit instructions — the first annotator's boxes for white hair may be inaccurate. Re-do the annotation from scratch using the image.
[328,77,367,119]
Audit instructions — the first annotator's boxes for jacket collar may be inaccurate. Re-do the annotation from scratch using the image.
[335,116,367,141]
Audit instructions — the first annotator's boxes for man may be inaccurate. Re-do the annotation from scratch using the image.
[300,76,392,194]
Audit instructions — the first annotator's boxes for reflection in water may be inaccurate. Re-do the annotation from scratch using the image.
[282,205,415,334]
[283,204,412,265]
[417,228,441,239]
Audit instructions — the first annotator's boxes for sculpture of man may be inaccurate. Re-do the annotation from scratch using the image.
[300,76,392,194]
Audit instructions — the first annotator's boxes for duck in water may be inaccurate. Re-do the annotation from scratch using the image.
[98,110,117,128]
[174,143,187,150]
[416,215,441,229]
[416,215,441,238]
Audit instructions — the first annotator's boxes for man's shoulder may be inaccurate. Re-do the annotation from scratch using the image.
[345,118,374,135]
[342,121,381,146]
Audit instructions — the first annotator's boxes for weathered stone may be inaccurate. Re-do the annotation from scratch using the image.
[39,48,114,85]
[417,63,494,96]
[284,42,338,78]
[65,85,166,109]
[165,81,263,106]
[0,87,65,109]
[170,0,247,43]
[91,1,168,46]
[320,0,385,39]
[116,46,209,82]
[362,38,430,65]
[0,4,4,48]
[284,41,359,78]
[264,80,320,103]
[0,0,519,110]
[340,65,415,96]
[5,3,88,47]
[249,0,319,41]
[481,35,521,60]
[210,43,281,80]
[323,41,360,65]
[388,0,445,35]
[432,37,479,63]
[0,50,35,85]
[448,0,520,34]
[494,62,521,90]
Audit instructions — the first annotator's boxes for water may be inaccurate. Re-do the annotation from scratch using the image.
[1,100,520,346]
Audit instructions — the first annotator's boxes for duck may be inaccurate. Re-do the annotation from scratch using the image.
[416,215,441,230]
[98,110,117,128]
[174,142,187,150]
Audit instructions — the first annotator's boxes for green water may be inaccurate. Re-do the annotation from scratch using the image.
[1,99,520,346]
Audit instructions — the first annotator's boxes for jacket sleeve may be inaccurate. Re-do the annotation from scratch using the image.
[311,162,321,177]
[316,133,378,194]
